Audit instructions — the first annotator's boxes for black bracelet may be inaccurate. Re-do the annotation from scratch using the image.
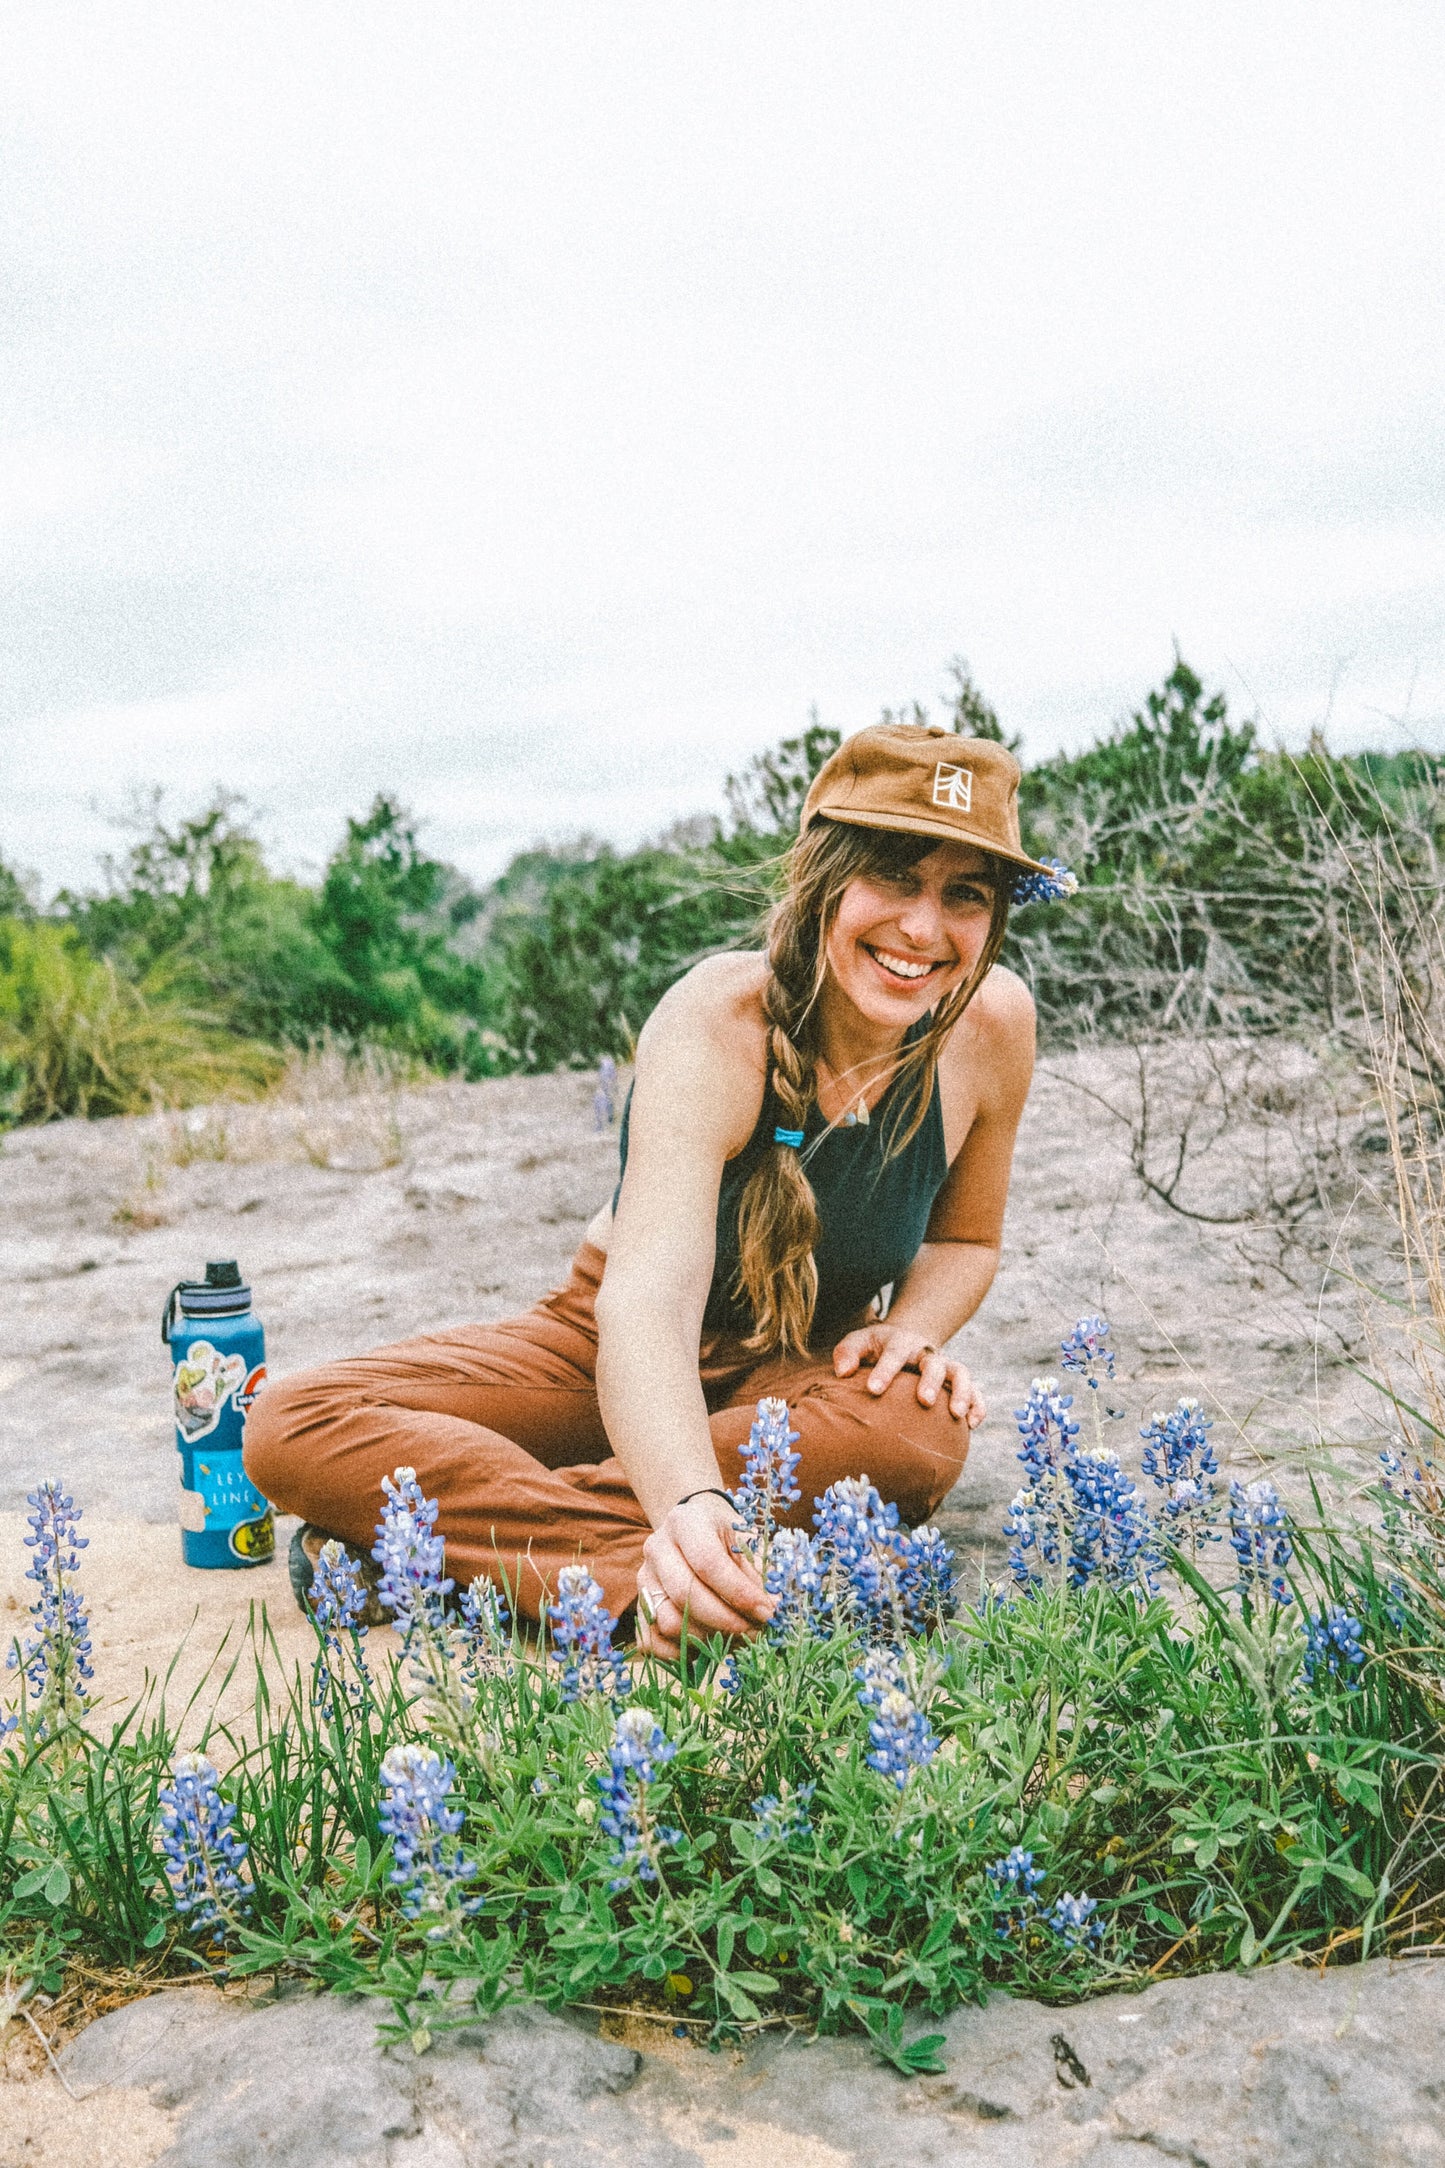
[676,1487,736,1511]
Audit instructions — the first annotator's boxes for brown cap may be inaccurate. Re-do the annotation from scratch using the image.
[801,722,1050,876]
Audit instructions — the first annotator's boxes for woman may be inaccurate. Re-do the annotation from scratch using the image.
[243,720,1060,1658]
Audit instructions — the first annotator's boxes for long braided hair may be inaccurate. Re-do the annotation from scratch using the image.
[734,818,1011,1355]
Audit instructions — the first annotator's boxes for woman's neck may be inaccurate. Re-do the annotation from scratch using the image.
[813,980,910,1099]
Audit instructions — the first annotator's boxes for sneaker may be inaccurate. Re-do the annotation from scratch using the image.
[288,1523,391,1628]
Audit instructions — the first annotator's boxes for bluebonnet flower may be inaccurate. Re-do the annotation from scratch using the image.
[378,1742,478,1937]
[764,1527,827,1637]
[899,1522,958,1633]
[1047,1892,1102,1950]
[987,1845,1046,1938]
[157,1751,250,1937]
[593,1053,617,1131]
[308,1539,372,1712]
[854,1645,905,1707]
[714,1654,741,1695]
[457,1575,512,1686]
[855,1651,938,1789]
[1007,1378,1080,1583]
[1004,1486,1041,1588]
[371,1467,452,1631]
[1301,1605,1366,1688]
[1140,1400,1222,1558]
[750,1782,816,1845]
[864,1685,939,1790]
[732,1397,802,1546]
[1060,1315,1115,1389]
[548,1564,627,1702]
[6,1481,93,1735]
[1064,1449,1159,1597]
[815,1475,910,1635]
[1228,1479,1293,1608]
[596,1707,681,1885]
[1379,1443,1443,1566]
[1011,858,1079,906]
[988,1846,1046,1896]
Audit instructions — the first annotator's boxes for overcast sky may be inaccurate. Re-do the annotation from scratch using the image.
[4,3,1443,899]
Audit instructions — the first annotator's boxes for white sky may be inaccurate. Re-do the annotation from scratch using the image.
[3,2,1443,898]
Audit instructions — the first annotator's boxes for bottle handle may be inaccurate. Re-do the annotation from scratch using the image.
[161,1282,184,1348]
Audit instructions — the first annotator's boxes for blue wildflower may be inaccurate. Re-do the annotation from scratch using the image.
[1011,858,1079,906]
[764,1527,827,1637]
[732,1397,802,1546]
[371,1467,453,1632]
[1141,1400,1222,1557]
[596,1707,681,1885]
[593,1053,617,1131]
[1301,1605,1365,1688]
[1047,1891,1102,1950]
[855,1653,938,1789]
[1064,1448,1159,1596]
[378,1742,478,1937]
[308,1538,371,1712]
[815,1475,909,1635]
[5,1480,93,1737]
[986,1845,1047,1937]
[457,1575,512,1685]
[548,1564,627,1702]
[750,1782,816,1845]
[1060,1315,1115,1389]
[1228,1479,1293,1608]
[1010,1378,1080,1576]
[157,1751,250,1938]
[900,1521,957,1632]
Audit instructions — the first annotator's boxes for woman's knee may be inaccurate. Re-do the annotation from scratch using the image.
[241,1369,327,1508]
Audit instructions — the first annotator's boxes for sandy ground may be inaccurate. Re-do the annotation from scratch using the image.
[0,1042,1392,1731]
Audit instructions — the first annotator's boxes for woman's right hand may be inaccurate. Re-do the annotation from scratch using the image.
[634,1492,775,1660]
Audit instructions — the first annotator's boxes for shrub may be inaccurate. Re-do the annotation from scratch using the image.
[0,920,278,1123]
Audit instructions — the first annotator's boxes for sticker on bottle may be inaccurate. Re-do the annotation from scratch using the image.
[173,1340,247,1442]
[236,1364,267,1414]
[190,1447,270,1532]
[229,1513,275,1563]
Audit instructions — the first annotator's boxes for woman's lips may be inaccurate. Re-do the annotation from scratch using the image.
[862,943,950,984]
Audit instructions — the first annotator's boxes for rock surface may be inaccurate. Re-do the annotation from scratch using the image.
[49,1957,1445,2167]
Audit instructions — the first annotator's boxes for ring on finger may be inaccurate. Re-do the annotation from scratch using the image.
[637,1586,665,1624]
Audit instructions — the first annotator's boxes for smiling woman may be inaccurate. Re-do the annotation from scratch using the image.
[243,722,1070,1659]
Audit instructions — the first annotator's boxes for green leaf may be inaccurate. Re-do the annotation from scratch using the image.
[43,1864,71,1908]
[755,1867,782,1899]
[1238,1921,1258,1966]
[717,1975,762,2020]
[729,1972,780,1996]
[539,1843,566,1884]
[716,1918,736,1971]
[846,1864,870,1907]
[143,1920,168,1949]
[12,1868,48,1900]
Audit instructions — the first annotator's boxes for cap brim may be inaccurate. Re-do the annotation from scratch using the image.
[806,804,1053,879]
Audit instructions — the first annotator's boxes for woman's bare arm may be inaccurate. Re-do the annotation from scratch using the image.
[833,967,1036,1409]
[593,959,776,1647]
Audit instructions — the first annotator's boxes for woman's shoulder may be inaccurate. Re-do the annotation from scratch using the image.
[641,950,771,1048]
[937,963,1036,1099]
[636,949,775,1084]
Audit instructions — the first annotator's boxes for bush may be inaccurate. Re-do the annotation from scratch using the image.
[0,920,279,1123]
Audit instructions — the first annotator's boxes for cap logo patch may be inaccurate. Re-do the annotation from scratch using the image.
[931,762,974,813]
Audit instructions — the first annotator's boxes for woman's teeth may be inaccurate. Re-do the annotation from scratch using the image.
[866,946,939,982]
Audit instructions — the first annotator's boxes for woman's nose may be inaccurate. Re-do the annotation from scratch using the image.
[895,893,943,947]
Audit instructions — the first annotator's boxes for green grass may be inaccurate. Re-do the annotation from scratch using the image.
[3,1487,1442,2067]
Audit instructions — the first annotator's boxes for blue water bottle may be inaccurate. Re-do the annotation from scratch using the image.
[162,1261,274,1568]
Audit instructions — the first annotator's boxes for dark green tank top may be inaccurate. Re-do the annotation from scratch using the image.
[614,1016,950,1346]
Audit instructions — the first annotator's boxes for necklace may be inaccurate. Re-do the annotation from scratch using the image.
[842,1094,870,1128]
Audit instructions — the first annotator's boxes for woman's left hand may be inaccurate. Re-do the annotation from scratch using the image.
[832,1324,986,1427]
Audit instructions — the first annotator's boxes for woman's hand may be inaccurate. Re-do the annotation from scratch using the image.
[634,1492,774,1661]
[833,1323,986,1426]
